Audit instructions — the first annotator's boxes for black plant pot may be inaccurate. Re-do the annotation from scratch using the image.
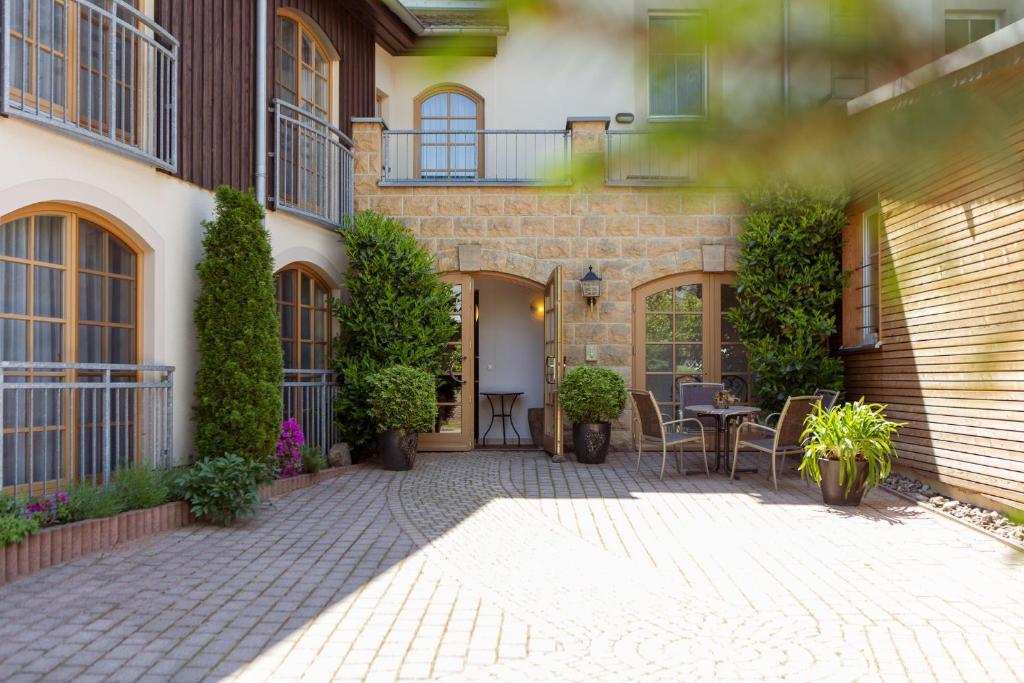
[573,422,611,464]
[378,429,418,471]
[818,458,869,506]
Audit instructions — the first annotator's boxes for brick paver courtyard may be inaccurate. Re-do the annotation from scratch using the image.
[1,451,1022,681]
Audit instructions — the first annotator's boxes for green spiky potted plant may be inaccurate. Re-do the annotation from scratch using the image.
[800,399,903,506]
[559,367,627,465]
[367,365,437,471]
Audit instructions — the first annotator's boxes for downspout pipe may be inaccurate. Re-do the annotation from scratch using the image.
[255,0,268,209]
[782,0,790,117]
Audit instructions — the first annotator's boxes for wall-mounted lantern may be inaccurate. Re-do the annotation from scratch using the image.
[579,265,602,313]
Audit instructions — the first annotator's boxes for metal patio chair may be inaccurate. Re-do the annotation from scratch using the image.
[763,388,840,427]
[629,389,709,480]
[731,395,820,490]
[678,381,724,435]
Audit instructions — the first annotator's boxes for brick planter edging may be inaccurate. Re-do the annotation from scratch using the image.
[0,466,354,587]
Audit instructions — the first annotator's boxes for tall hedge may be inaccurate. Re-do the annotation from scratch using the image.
[727,185,847,412]
[334,212,457,452]
[193,187,283,464]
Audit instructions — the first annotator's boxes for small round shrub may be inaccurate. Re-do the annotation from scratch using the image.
[559,367,627,424]
[180,454,266,527]
[67,482,124,521]
[366,365,438,433]
[301,445,326,475]
[0,515,39,546]
[113,465,170,510]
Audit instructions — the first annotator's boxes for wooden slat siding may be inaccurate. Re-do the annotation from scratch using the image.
[843,60,1024,508]
[154,0,376,192]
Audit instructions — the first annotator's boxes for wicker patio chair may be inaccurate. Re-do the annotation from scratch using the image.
[629,389,709,480]
[731,395,820,490]
[763,388,839,427]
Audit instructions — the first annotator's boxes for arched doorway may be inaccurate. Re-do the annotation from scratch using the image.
[420,271,547,452]
[632,272,751,419]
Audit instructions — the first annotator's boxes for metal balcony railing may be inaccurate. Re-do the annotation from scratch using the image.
[1,0,179,171]
[0,362,174,497]
[282,369,339,457]
[273,99,355,227]
[605,131,695,186]
[381,129,571,185]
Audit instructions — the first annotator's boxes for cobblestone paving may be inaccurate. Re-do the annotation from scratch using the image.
[1,451,1022,682]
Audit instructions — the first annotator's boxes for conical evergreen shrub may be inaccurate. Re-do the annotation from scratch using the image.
[193,187,283,464]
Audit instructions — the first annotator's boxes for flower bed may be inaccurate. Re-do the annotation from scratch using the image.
[0,466,352,587]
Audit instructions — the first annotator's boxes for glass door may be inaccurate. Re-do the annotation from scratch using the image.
[542,266,564,456]
[419,273,474,451]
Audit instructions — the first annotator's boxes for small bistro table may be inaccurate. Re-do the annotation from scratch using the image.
[480,391,525,447]
[685,405,762,473]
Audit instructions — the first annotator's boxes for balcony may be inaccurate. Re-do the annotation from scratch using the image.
[605,131,696,186]
[1,0,179,171]
[1,362,174,496]
[272,99,355,227]
[381,129,571,186]
[282,369,339,457]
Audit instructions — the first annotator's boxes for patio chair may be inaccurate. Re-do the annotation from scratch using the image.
[731,395,820,490]
[677,381,724,436]
[763,388,840,427]
[629,389,709,480]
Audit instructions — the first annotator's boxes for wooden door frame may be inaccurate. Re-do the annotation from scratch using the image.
[542,265,563,456]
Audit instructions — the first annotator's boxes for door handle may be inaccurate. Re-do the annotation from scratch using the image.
[546,356,556,384]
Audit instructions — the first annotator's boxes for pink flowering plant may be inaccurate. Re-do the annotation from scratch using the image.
[25,491,71,527]
[276,419,305,479]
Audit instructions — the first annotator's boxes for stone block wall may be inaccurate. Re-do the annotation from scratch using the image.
[352,118,746,446]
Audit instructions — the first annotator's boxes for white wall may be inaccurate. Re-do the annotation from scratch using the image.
[474,277,544,446]
[0,118,346,465]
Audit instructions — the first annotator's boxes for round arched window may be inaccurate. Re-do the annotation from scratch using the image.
[275,265,331,370]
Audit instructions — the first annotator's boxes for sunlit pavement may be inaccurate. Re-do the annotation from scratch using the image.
[1,451,1022,682]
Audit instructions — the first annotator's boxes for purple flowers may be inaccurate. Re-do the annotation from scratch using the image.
[26,491,70,526]
[276,419,305,479]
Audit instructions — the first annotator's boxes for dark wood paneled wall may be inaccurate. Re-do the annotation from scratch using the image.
[843,63,1024,508]
[155,0,377,192]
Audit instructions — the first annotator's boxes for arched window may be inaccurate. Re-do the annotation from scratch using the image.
[1,206,140,488]
[275,11,334,215]
[633,273,750,418]
[414,85,484,180]
[275,265,331,370]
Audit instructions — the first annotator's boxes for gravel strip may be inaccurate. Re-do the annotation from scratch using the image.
[884,472,1024,545]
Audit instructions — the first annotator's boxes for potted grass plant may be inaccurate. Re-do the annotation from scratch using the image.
[367,365,437,471]
[559,366,627,464]
[800,399,904,506]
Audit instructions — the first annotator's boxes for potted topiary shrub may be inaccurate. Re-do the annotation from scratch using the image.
[800,399,904,506]
[367,365,438,471]
[559,366,627,465]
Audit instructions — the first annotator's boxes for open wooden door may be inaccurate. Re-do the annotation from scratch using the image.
[542,266,564,458]
[419,273,475,451]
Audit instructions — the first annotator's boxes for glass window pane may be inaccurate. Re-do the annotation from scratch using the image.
[78,221,105,270]
[721,317,740,342]
[674,284,702,312]
[645,374,672,405]
[110,327,133,363]
[945,19,969,52]
[0,218,30,258]
[279,17,296,53]
[33,267,63,318]
[645,344,672,372]
[108,278,133,324]
[313,344,325,369]
[645,314,671,342]
[280,303,294,339]
[108,236,134,275]
[314,310,326,341]
[301,274,312,305]
[971,19,997,41]
[314,284,328,308]
[675,345,703,375]
[281,341,294,367]
[675,54,704,117]
[300,342,311,369]
[77,324,102,362]
[300,309,310,339]
[675,314,702,342]
[279,269,296,303]
[421,93,447,118]
[33,321,62,361]
[0,319,28,361]
[34,216,65,264]
[78,273,103,322]
[0,262,29,315]
[449,93,477,118]
[721,345,748,373]
[646,289,673,311]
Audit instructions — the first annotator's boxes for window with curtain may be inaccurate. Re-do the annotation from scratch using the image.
[945,12,1000,53]
[0,208,138,487]
[8,0,140,140]
[416,87,483,180]
[275,12,333,215]
[649,13,707,119]
[276,266,331,370]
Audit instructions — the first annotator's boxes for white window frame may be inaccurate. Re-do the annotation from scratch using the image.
[860,207,880,347]
[647,11,709,122]
[944,11,1002,52]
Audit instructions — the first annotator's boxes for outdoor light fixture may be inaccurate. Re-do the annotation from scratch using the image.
[579,265,602,313]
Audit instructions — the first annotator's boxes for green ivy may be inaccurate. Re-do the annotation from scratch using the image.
[333,212,457,452]
[559,367,628,424]
[193,187,283,465]
[367,365,438,433]
[728,185,847,411]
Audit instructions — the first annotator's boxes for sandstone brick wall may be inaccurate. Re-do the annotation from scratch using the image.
[352,119,746,445]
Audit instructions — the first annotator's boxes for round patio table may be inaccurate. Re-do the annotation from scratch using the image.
[685,404,762,474]
[481,391,524,446]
